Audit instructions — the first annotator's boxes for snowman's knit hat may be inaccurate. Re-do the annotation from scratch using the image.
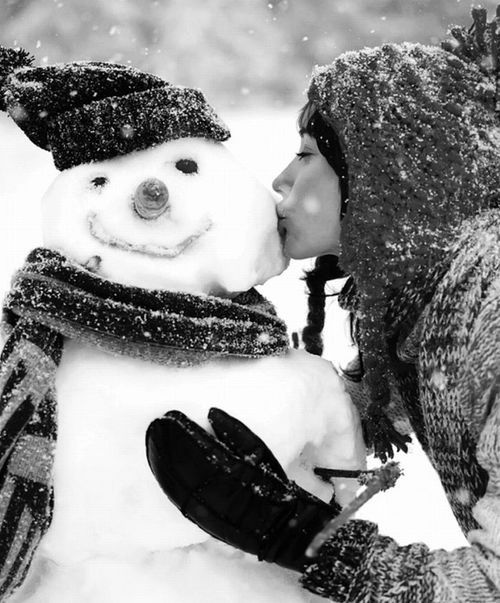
[0,47,230,170]
[308,7,500,459]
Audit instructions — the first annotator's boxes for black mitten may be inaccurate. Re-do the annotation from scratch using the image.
[146,408,340,572]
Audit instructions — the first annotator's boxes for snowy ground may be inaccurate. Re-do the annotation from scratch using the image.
[0,107,467,565]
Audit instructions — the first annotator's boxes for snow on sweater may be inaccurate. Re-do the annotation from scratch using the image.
[301,210,500,602]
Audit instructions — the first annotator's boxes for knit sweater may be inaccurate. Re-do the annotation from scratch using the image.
[300,209,500,601]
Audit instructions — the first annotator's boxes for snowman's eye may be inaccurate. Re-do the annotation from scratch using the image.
[175,159,198,175]
[91,176,108,188]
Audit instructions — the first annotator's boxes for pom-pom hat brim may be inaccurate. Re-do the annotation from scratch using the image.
[47,85,230,170]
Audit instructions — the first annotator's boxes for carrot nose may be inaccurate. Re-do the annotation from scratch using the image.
[134,178,169,219]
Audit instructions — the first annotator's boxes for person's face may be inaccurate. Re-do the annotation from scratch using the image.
[272,134,342,260]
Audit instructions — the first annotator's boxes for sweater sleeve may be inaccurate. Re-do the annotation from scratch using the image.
[300,306,500,602]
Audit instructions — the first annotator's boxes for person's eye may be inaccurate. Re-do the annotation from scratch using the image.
[296,152,312,160]
[175,158,198,174]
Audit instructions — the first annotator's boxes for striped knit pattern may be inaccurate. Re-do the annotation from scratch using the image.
[0,318,61,601]
[301,210,500,601]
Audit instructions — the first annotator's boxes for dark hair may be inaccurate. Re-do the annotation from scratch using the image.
[302,255,346,356]
[299,100,353,357]
[297,100,349,218]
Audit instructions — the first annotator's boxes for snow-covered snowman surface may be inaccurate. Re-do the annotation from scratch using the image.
[0,48,365,602]
[40,138,287,296]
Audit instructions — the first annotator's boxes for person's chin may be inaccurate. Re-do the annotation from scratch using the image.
[284,243,312,261]
[286,245,336,261]
[283,233,318,260]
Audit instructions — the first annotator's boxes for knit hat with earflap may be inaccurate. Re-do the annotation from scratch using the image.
[308,7,500,460]
[0,47,230,171]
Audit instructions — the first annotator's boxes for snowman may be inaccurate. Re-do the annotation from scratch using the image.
[0,48,365,602]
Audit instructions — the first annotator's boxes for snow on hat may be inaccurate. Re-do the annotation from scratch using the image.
[307,7,500,459]
[0,46,230,171]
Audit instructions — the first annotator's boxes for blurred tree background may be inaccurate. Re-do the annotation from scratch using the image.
[1,0,498,109]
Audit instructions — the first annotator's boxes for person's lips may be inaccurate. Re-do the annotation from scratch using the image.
[277,217,287,238]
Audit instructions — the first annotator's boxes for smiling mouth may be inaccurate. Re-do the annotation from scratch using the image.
[88,212,213,258]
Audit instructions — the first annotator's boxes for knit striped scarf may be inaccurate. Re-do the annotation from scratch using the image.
[0,247,289,600]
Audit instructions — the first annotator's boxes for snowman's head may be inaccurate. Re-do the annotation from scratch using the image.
[41,138,288,295]
[0,51,287,294]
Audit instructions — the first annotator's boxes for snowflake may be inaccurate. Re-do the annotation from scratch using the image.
[121,124,135,139]
[452,487,470,505]
[257,332,272,344]
[430,368,447,391]
[10,103,28,122]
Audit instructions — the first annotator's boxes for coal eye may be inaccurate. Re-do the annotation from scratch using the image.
[91,176,108,188]
[175,159,198,174]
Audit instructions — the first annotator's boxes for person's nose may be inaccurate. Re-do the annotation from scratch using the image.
[272,160,294,195]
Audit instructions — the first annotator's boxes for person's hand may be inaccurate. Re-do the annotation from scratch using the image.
[146,408,340,572]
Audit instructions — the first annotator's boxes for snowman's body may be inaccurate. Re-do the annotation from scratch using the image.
[14,343,361,602]
[9,138,364,603]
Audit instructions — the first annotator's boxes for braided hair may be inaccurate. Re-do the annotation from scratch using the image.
[299,100,352,356]
[302,255,346,356]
